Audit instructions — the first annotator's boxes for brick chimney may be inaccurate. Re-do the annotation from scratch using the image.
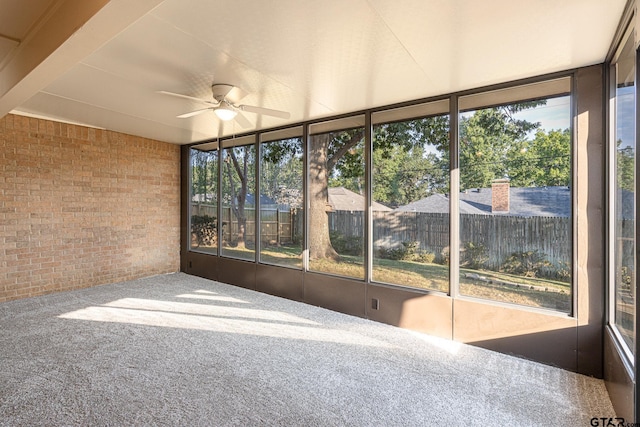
[491,179,510,213]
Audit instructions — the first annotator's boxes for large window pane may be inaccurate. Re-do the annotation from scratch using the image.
[259,136,303,268]
[308,117,365,279]
[372,110,450,292]
[221,143,256,261]
[190,145,218,254]
[613,33,636,353]
[458,91,572,312]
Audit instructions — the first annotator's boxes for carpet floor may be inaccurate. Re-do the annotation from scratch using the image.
[0,273,615,426]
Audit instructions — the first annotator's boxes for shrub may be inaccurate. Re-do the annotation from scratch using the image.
[330,231,363,256]
[620,266,633,291]
[377,246,405,261]
[414,251,436,264]
[401,241,419,259]
[460,242,488,269]
[437,247,450,265]
[377,241,436,264]
[552,261,571,283]
[501,250,551,278]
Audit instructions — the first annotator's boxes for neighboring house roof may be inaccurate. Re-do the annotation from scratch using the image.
[395,186,574,217]
[193,186,635,218]
[461,186,634,218]
[245,194,278,207]
[328,187,392,211]
[460,186,572,217]
[395,193,486,215]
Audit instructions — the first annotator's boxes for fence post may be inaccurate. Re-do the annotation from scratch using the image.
[276,208,281,246]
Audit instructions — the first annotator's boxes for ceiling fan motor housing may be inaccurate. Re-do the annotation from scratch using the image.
[211,84,235,102]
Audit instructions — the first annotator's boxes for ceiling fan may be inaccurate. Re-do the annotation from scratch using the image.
[158,84,290,128]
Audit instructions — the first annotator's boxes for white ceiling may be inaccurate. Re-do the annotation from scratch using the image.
[0,0,628,144]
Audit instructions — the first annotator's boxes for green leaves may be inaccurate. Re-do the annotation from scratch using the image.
[372,142,448,207]
[460,101,571,189]
[617,139,635,192]
[261,138,304,208]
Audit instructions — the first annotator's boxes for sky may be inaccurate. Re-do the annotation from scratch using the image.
[514,91,635,149]
[616,85,635,149]
[456,95,571,141]
[512,96,571,133]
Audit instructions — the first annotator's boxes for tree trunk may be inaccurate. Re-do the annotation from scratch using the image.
[226,149,248,249]
[235,211,247,249]
[308,133,339,260]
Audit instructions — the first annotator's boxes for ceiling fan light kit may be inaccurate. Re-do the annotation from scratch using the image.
[160,83,290,128]
[214,102,238,121]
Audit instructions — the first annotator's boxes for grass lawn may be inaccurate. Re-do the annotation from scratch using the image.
[375,256,569,312]
[309,256,365,279]
[260,245,303,268]
[459,274,570,312]
[372,258,448,291]
[207,244,572,312]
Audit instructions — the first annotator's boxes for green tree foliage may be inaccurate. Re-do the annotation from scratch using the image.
[459,102,542,189]
[326,115,450,201]
[372,116,449,207]
[197,98,572,260]
[261,138,304,208]
[312,117,449,258]
[617,140,635,192]
[221,145,255,248]
[322,115,450,207]
[505,129,571,187]
[328,138,365,193]
[459,101,573,189]
[530,129,571,186]
[190,149,218,202]
[372,142,448,207]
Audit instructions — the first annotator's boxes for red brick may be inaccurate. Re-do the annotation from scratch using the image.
[0,113,181,302]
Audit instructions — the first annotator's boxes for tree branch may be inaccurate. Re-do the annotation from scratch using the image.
[225,161,240,218]
[229,149,245,182]
[326,129,364,171]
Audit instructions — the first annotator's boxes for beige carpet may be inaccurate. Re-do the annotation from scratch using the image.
[0,273,615,426]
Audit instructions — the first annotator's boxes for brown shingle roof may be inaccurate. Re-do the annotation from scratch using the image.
[328,187,392,211]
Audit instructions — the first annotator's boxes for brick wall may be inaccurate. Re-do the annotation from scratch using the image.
[0,114,181,302]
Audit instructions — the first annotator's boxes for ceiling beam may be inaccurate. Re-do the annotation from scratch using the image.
[0,0,164,118]
[0,33,20,45]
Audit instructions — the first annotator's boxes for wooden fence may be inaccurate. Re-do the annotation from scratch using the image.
[459,214,570,268]
[192,202,572,268]
[371,211,450,252]
[191,203,298,245]
[330,210,571,269]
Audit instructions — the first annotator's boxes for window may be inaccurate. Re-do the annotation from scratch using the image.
[611,29,636,354]
[371,100,450,291]
[458,79,573,312]
[189,143,219,254]
[308,116,365,279]
[259,128,304,268]
[186,78,576,315]
[221,137,256,261]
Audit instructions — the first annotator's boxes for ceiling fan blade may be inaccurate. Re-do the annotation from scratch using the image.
[158,90,216,106]
[177,107,211,118]
[233,111,252,128]
[225,86,249,104]
[238,104,290,119]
